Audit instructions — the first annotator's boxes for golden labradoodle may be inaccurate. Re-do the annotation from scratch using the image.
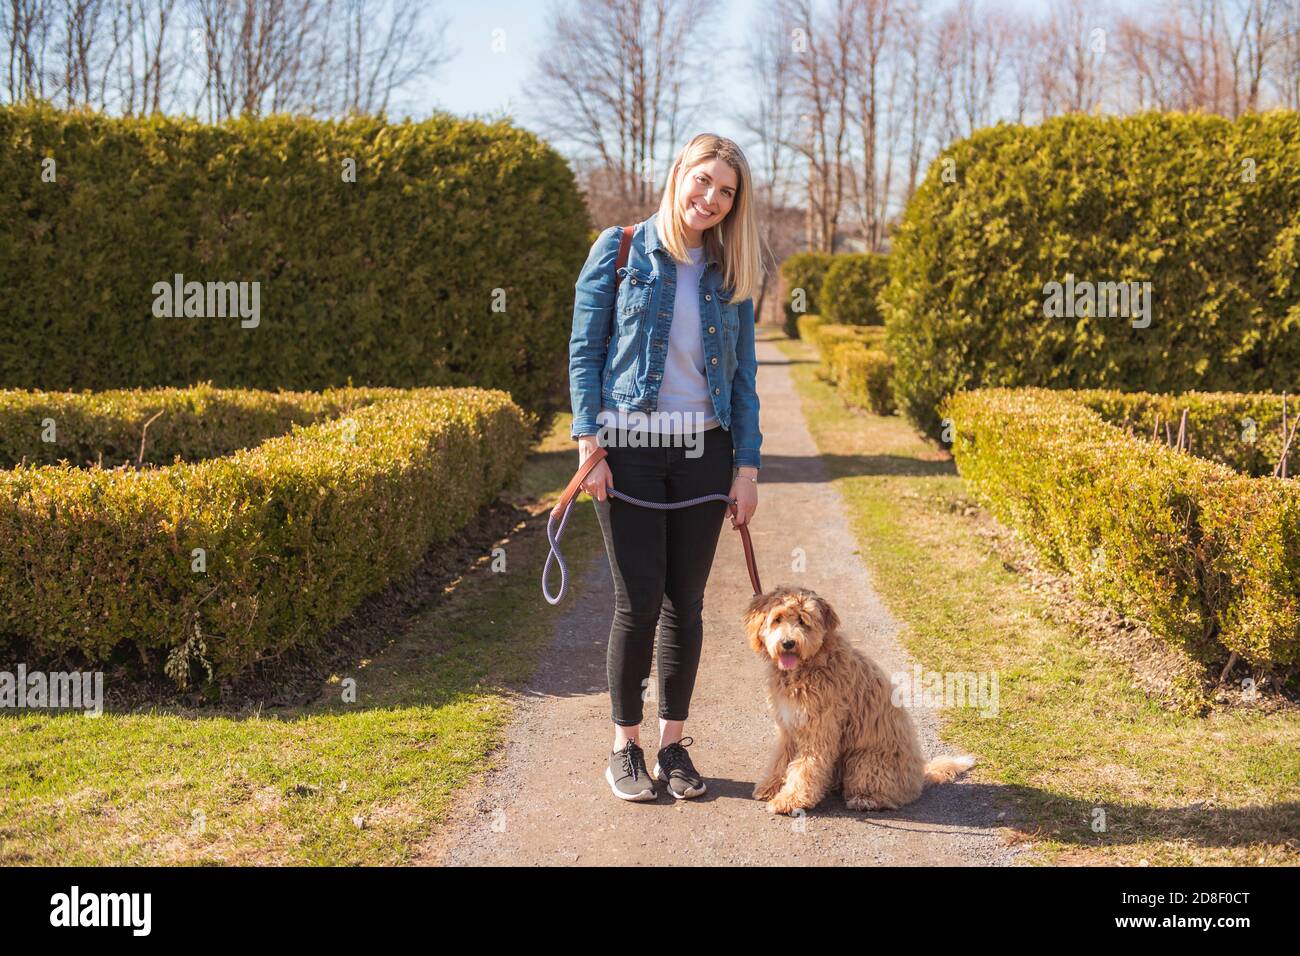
[744,585,975,815]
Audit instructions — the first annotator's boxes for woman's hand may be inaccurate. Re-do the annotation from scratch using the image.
[729,469,758,528]
[577,435,613,502]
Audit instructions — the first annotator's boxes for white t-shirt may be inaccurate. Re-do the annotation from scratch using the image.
[599,243,720,435]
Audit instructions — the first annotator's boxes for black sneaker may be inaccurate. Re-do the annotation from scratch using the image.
[653,736,707,799]
[606,739,656,801]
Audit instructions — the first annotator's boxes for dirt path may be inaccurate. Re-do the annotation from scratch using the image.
[422,334,1025,866]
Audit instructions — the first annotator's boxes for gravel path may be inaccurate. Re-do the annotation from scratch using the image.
[424,335,1026,866]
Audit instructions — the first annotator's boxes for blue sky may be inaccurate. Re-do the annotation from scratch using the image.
[396,0,1152,145]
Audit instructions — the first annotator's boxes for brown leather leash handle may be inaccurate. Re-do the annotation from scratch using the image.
[551,445,609,525]
[549,445,762,597]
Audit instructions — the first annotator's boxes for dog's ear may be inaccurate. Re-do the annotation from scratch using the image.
[809,592,840,636]
[742,591,778,655]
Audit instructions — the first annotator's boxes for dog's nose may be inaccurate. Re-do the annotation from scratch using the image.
[781,640,796,650]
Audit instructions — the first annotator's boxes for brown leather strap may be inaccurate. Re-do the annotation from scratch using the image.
[553,445,763,596]
[551,445,608,524]
[732,511,762,596]
[614,224,634,288]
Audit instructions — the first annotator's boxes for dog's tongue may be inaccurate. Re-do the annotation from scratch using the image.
[778,653,799,670]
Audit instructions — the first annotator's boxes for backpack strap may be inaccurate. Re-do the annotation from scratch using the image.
[614,224,635,290]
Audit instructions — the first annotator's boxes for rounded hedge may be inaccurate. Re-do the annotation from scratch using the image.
[779,252,836,336]
[0,103,591,423]
[884,111,1300,438]
[821,252,889,325]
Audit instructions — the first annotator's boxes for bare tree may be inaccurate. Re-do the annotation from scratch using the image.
[933,0,1011,145]
[742,4,803,319]
[1279,0,1300,105]
[532,0,719,219]
[6,0,53,102]
[335,0,448,115]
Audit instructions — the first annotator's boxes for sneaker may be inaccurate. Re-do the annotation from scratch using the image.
[653,736,707,799]
[606,739,657,801]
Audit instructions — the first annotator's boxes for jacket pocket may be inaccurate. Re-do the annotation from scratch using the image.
[615,266,655,316]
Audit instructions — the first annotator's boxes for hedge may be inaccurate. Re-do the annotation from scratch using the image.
[0,103,590,423]
[796,314,825,344]
[830,344,896,415]
[1069,389,1296,478]
[885,111,1300,438]
[944,387,1300,667]
[0,385,531,684]
[821,253,889,326]
[780,252,836,336]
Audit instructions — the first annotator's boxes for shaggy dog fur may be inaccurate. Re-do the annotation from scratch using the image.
[744,585,975,814]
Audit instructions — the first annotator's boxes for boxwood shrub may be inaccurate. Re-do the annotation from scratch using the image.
[944,387,1300,667]
[0,385,531,684]
[0,103,590,424]
[886,112,1300,438]
[821,252,889,326]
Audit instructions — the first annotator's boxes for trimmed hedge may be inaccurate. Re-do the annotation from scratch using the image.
[821,253,889,326]
[886,111,1300,438]
[1069,389,1295,478]
[830,344,895,415]
[780,252,836,336]
[944,387,1300,667]
[0,385,531,684]
[796,314,825,344]
[0,103,590,422]
[813,323,885,372]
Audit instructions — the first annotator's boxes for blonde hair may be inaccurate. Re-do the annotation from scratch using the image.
[655,133,763,304]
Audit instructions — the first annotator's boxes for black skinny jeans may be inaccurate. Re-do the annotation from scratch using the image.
[592,425,734,726]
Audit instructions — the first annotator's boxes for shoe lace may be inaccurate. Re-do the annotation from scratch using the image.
[621,741,647,781]
[659,736,696,776]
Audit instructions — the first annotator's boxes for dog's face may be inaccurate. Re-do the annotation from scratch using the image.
[743,586,840,673]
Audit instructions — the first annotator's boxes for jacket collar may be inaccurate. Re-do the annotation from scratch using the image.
[644,210,720,270]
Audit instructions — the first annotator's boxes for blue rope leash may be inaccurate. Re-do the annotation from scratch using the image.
[542,489,735,605]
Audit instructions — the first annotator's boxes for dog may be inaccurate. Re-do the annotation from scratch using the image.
[744,585,975,815]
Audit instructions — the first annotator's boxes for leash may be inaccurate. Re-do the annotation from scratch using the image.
[543,445,762,605]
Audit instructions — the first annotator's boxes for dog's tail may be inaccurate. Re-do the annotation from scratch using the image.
[923,753,976,786]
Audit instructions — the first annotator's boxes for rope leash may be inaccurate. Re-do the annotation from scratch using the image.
[542,489,738,605]
[542,445,762,605]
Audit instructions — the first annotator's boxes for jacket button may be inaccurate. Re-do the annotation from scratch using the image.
[704,294,711,301]
[714,387,720,395]
[630,278,637,285]
[708,326,716,334]
[710,356,718,365]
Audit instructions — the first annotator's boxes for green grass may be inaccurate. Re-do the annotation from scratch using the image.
[0,415,601,865]
[773,331,1300,866]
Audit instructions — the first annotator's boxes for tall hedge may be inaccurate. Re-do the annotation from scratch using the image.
[0,103,590,422]
[821,252,889,325]
[779,252,836,336]
[884,111,1300,437]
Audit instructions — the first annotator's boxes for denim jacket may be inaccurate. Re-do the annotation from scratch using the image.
[568,211,762,470]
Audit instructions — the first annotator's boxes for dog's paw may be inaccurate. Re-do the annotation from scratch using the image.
[752,779,782,801]
[766,795,804,816]
[845,795,882,811]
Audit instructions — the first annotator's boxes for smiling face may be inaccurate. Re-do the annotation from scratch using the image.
[743,587,840,673]
[678,157,737,243]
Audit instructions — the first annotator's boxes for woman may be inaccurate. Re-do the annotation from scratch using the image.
[568,133,764,802]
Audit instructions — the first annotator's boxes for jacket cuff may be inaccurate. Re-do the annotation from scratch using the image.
[733,450,761,470]
[571,418,600,440]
